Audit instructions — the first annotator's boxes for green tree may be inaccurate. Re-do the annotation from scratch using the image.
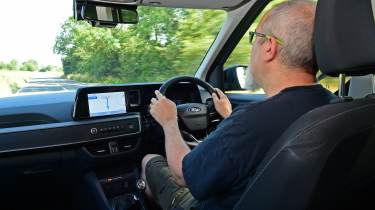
[7,59,19,70]
[54,7,184,82]
[20,59,39,71]
[175,10,225,74]
[54,8,226,83]
[0,61,6,70]
[39,65,55,72]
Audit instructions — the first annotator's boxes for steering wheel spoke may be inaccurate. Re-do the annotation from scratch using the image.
[158,76,220,146]
[181,130,204,147]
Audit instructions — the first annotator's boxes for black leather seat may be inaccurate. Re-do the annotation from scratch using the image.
[233,0,375,210]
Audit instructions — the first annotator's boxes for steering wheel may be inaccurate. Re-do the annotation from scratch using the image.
[159,76,220,146]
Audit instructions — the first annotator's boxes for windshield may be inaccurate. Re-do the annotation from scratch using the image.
[0,2,225,98]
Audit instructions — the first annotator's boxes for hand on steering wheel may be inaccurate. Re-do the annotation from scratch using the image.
[212,88,232,119]
[149,90,178,129]
[154,76,222,146]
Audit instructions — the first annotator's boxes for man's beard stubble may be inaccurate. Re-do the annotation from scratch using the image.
[244,67,262,91]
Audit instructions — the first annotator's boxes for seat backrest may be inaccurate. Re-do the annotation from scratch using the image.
[234,99,375,210]
[234,0,375,209]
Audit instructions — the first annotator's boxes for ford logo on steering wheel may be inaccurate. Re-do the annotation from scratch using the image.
[189,107,201,113]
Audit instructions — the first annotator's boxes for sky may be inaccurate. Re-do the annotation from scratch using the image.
[0,0,72,67]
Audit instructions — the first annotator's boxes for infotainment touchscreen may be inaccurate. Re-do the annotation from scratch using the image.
[88,92,127,117]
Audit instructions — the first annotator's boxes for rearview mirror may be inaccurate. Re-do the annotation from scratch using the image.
[75,1,138,27]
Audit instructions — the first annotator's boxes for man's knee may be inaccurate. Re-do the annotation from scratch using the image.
[142,154,162,174]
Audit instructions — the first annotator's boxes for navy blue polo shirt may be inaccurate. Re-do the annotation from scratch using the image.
[182,85,335,210]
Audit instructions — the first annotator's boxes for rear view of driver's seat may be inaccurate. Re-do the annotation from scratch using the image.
[233,0,375,210]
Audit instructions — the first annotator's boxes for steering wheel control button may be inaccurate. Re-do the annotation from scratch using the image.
[90,128,98,135]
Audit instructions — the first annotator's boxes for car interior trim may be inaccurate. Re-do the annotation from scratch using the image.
[0,114,141,155]
[372,0,375,21]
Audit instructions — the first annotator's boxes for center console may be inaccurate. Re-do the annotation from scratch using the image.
[75,164,149,210]
[97,165,147,210]
[71,86,151,210]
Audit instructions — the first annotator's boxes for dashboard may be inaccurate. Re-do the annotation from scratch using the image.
[0,81,211,210]
[0,82,205,157]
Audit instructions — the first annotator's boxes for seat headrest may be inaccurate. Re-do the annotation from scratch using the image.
[314,0,375,76]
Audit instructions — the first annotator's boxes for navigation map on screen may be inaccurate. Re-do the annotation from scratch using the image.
[88,92,126,117]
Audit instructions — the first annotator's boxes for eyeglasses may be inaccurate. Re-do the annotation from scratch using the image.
[249,31,283,45]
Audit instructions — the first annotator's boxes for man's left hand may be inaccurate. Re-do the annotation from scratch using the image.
[212,88,232,119]
[150,90,177,128]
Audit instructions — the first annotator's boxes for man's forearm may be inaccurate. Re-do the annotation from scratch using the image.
[162,120,190,187]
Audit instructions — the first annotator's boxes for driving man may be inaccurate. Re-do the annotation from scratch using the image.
[142,1,335,210]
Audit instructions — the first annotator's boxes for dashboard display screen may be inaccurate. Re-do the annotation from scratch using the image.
[88,92,127,117]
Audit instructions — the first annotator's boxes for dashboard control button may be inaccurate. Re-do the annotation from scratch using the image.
[90,128,98,135]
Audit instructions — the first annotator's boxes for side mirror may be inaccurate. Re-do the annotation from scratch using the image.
[74,1,138,28]
[224,65,247,90]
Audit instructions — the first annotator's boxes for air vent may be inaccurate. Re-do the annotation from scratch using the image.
[86,143,110,156]
[127,90,141,107]
[117,138,137,152]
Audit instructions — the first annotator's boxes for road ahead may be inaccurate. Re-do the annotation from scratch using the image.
[17,72,88,94]
[0,71,88,98]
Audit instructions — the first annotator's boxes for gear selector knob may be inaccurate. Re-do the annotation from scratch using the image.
[136,179,146,191]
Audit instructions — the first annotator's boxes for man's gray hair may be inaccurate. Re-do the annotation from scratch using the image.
[261,0,317,73]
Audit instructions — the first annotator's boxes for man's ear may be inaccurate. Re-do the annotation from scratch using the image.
[262,37,278,62]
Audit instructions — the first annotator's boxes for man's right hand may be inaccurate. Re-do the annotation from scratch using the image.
[212,88,232,119]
